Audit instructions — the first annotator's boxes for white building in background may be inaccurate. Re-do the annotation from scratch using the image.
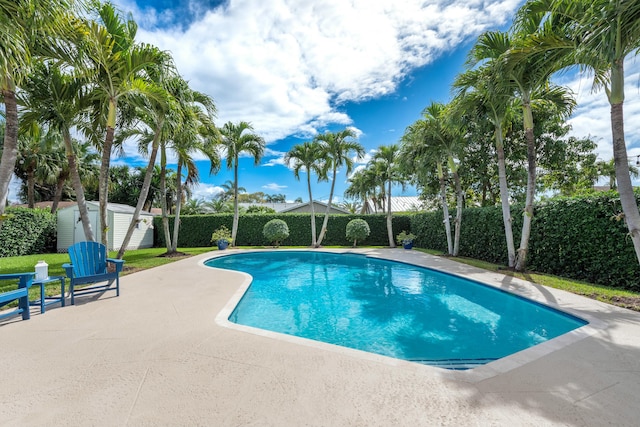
[363,196,424,214]
[56,201,154,252]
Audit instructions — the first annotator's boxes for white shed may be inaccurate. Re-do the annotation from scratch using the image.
[57,201,154,252]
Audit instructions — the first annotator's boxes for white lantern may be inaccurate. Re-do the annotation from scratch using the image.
[35,260,48,281]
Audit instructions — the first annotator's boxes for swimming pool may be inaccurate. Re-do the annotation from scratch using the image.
[206,251,587,369]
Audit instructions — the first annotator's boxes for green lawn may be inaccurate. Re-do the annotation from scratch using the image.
[0,247,215,301]
[415,248,640,311]
[2,246,639,313]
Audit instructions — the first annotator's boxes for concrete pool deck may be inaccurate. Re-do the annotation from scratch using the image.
[1,248,639,426]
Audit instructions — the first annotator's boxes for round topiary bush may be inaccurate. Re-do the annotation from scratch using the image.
[346,218,370,247]
[263,219,289,247]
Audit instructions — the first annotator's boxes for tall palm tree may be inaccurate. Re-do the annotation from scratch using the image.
[0,0,78,225]
[284,140,328,246]
[14,122,58,208]
[314,128,364,247]
[169,98,220,253]
[345,168,379,214]
[18,61,97,240]
[454,65,518,267]
[515,0,640,265]
[219,121,265,245]
[80,1,168,249]
[470,28,576,270]
[401,110,454,255]
[371,144,404,247]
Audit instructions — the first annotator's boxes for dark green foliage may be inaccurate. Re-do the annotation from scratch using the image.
[154,213,411,248]
[0,207,56,257]
[527,193,640,290]
[411,193,640,290]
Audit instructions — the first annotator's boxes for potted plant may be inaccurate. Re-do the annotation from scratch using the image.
[396,231,416,249]
[211,226,232,250]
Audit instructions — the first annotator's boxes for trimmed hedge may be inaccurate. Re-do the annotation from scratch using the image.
[0,207,56,257]
[154,213,411,248]
[411,193,640,290]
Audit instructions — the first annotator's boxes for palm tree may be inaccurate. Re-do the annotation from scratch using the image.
[344,170,368,214]
[18,61,97,240]
[284,140,327,246]
[454,65,518,267]
[80,1,168,249]
[515,0,640,264]
[169,97,220,253]
[14,122,58,208]
[219,121,265,245]
[371,144,404,247]
[0,0,77,225]
[470,28,576,270]
[314,128,364,247]
[401,110,454,255]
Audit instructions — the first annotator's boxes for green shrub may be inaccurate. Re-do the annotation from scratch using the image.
[345,219,370,247]
[0,207,56,257]
[263,219,289,247]
[210,225,232,244]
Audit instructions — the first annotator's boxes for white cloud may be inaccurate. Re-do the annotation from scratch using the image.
[190,183,224,201]
[562,57,640,162]
[262,183,287,191]
[121,0,520,148]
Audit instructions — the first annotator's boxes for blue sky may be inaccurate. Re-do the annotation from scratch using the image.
[107,0,640,204]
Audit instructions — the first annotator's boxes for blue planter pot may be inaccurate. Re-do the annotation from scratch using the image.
[217,240,229,250]
[402,241,414,250]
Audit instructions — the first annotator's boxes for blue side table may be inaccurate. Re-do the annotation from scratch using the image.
[30,276,66,314]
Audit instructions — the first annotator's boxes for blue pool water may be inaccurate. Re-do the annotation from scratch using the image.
[205,251,587,369]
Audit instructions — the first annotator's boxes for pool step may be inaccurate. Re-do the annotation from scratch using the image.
[409,358,498,370]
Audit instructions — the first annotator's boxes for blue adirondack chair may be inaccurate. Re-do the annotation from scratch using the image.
[0,273,34,321]
[63,242,125,305]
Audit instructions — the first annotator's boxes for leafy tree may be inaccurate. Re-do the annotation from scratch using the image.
[263,218,289,247]
[345,218,370,247]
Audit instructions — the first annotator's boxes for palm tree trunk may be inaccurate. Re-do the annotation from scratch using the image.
[438,163,453,255]
[116,132,161,259]
[51,174,66,214]
[159,147,172,252]
[171,162,183,252]
[495,126,516,267]
[452,166,463,257]
[0,88,19,225]
[315,168,337,247]
[64,130,94,241]
[515,102,536,271]
[27,169,35,208]
[99,125,114,249]
[610,60,640,264]
[307,173,317,247]
[231,157,239,246]
[386,180,395,247]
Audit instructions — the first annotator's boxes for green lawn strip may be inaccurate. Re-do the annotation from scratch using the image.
[415,250,640,312]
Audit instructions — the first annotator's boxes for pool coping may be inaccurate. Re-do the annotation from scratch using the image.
[204,248,606,383]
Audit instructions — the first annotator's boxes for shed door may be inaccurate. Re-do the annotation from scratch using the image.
[73,210,98,243]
